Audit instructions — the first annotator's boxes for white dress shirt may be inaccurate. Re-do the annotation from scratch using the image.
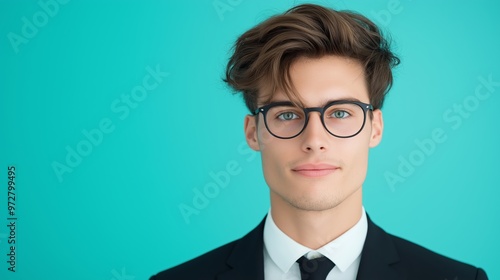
[263,207,368,280]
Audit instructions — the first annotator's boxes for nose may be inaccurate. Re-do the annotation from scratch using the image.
[300,111,329,152]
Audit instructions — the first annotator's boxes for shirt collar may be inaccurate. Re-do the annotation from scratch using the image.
[263,206,368,273]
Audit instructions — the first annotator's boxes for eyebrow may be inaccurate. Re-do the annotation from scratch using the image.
[267,97,363,107]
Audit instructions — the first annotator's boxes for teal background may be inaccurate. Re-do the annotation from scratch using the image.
[1,0,499,279]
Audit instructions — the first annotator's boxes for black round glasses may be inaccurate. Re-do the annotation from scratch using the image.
[252,100,374,139]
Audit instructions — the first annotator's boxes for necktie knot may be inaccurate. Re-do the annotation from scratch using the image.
[296,255,335,280]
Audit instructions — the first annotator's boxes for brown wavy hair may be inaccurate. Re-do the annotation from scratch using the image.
[223,3,400,114]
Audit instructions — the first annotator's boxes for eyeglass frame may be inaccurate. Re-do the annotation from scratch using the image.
[252,99,374,139]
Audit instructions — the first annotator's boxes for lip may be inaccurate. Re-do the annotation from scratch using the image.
[291,163,339,177]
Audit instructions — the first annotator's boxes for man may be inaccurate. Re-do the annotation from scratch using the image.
[151,3,488,280]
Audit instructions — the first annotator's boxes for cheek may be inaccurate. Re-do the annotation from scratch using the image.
[259,142,289,190]
[342,135,371,177]
[260,139,288,172]
[256,123,275,152]
[257,128,292,184]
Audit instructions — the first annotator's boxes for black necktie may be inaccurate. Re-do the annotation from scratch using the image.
[296,255,335,280]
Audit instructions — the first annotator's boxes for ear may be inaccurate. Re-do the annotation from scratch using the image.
[369,109,384,148]
[244,115,260,151]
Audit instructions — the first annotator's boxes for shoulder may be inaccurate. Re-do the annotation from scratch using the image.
[362,215,488,279]
[387,232,488,279]
[149,215,267,280]
[149,239,238,280]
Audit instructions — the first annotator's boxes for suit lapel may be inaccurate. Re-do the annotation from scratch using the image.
[215,213,404,280]
[356,215,403,280]
[216,216,267,280]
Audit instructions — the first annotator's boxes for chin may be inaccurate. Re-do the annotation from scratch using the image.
[290,200,343,212]
[285,193,346,212]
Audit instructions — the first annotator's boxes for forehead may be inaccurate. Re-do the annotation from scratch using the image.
[260,55,369,107]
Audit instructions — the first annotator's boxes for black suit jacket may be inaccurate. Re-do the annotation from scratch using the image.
[150,214,488,280]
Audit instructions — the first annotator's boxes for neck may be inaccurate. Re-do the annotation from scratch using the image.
[270,188,363,250]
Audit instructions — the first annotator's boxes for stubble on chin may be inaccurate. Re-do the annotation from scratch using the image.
[271,187,347,212]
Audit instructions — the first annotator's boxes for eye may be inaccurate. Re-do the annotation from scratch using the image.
[332,110,350,119]
[278,112,299,121]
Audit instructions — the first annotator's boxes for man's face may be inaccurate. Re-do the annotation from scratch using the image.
[244,55,383,211]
